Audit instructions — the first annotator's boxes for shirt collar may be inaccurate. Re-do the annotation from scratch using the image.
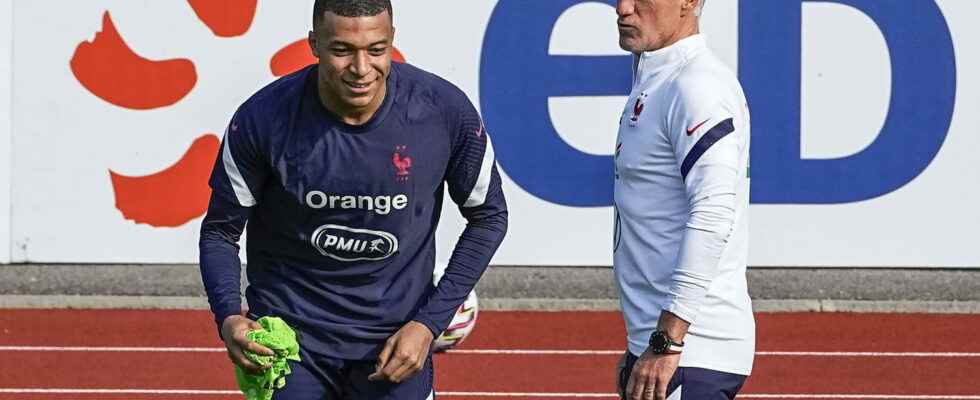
[633,34,707,83]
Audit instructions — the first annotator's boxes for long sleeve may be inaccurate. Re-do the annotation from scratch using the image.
[411,97,508,336]
[199,194,251,331]
[663,73,745,324]
[198,109,268,333]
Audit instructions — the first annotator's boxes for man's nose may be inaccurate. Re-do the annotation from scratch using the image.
[616,0,634,17]
[350,51,371,76]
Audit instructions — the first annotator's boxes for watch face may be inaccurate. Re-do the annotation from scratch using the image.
[649,332,669,353]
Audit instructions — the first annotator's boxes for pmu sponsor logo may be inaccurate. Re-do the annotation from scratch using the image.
[305,191,409,215]
[310,224,399,262]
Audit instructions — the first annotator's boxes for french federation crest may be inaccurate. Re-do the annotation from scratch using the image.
[628,92,648,127]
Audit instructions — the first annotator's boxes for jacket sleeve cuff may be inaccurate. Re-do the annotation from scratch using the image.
[664,299,699,325]
[412,317,443,339]
[212,302,242,338]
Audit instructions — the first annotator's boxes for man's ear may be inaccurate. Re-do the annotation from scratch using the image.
[308,30,317,58]
[682,0,699,16]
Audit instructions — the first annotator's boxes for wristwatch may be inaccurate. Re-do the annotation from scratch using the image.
[648,330,684,354]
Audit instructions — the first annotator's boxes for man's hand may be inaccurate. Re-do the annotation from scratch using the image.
[624,311,690,400]
[220,315,274,375]
[368,321,434,383]
[625,350,680,400]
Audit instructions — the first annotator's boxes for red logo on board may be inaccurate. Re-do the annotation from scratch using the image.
[69,8,406,227]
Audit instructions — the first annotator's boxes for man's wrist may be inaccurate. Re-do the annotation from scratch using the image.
[657,310,691,344]
[648,330,684,354]
[410,319,441,339]
[214,306,243,340]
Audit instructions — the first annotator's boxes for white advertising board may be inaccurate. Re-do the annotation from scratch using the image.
[0,0,11,263]
[6,1,979,267]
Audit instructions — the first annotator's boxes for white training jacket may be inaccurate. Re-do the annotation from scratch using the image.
[613,34,755,375]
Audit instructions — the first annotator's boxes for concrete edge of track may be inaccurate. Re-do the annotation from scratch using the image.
[2,264,978,313]
[3,295,980,313]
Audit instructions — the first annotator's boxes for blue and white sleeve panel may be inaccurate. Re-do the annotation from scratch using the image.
[208,110,268,208]
[199,111,268,333]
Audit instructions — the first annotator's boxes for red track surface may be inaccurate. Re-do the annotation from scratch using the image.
[1,310,978,399]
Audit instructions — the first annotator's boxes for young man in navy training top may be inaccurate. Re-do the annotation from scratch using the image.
[198,1,508,398]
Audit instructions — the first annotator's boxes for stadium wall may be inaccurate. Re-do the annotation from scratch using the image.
[1,1,977,267]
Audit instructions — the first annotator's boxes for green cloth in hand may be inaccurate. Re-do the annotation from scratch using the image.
[234,316,302,400]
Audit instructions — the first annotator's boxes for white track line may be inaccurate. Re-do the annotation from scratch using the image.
[0,389,240,395]
[0,346,223,352]
[448,349,621,355]
[2,346,979,357]
[1,389,978,399]
[738,396,980,399]
[439,393,617,398]
[449,350,980,357]
[755,351,980,357]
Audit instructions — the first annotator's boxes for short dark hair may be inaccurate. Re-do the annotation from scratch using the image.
[312,0,393,29]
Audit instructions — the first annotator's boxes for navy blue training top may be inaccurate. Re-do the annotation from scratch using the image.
[199,63,507,360]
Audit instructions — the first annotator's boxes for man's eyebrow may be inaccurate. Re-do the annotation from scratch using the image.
[328,39,390,48]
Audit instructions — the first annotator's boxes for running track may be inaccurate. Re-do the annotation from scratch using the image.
[0,310,978,399]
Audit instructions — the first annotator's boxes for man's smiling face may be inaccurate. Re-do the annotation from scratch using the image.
[309,10,394,121]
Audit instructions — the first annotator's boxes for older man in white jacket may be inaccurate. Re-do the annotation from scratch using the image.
[612,1,754,399]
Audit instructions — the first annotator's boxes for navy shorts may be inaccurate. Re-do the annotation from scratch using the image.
[617,351,746,400]
[271,346,434,400]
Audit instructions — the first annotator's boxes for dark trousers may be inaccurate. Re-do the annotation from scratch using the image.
[272,346,433,400]
[618,351,746,400]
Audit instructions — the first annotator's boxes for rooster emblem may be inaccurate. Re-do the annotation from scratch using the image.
[630,94,646,123]
[393,146,412,181]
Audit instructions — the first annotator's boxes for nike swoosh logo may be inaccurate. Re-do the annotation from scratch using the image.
[686,119,710,136]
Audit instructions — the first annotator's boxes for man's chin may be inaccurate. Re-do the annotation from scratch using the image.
[339,96,374,110]
[619,38,641,54]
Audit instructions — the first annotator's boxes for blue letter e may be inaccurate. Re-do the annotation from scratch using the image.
[481,0,631,207]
